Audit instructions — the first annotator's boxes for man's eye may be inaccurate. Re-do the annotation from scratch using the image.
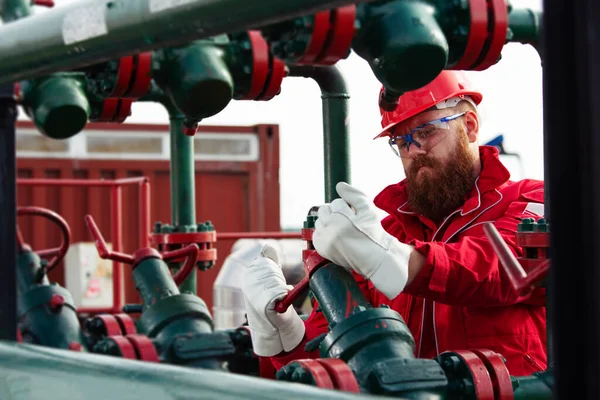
[414,125,436,139]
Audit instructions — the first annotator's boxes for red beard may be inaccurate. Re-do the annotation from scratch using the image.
[406,132,476,223]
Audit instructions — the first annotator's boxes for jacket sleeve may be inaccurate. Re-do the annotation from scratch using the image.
[403,191,546,307]
[268,271,372,370]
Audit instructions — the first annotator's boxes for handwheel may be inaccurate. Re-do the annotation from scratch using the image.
[17,206,71,272]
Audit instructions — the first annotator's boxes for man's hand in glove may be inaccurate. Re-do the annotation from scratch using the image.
[241,244,305,357]
[312,182,414,300]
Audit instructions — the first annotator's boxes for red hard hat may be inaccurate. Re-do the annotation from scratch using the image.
[375,70,483,139]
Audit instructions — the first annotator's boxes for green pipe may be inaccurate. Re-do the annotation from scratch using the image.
[141,85,197,294]
[1,0,32,23]
[169,113,197,294]
[0,341,384,400]
[289,65,351,202]
[508,8,543,59]
[0,0,371,85]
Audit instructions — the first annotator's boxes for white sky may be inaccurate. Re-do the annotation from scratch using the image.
[16,0,544,230]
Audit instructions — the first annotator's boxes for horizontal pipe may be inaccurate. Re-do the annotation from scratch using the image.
[216,232,302,240]
[16,177,148,186]
[0,0,374,85]
[0,341,381,400]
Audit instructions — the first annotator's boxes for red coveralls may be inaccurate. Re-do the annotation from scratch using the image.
[269,146,547,376]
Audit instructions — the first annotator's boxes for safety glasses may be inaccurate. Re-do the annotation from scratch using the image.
[388,112,466,158]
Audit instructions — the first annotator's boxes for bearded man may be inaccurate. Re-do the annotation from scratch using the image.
[241,71,547,377]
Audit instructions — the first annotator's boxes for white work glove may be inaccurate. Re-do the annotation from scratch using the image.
[241,244,305,357]
[312,182,412,300]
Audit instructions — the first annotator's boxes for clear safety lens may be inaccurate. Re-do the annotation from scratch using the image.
[388,112,466,158]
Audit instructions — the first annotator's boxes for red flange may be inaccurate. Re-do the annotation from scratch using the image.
[126,334,160,362]
[516,232,549,248]
[151,231,217,264]
[315,359,360,392]
[470,349,514,400]
[473,0,509,70]
[297,11,332,64]
[296,360,335,389]
[110,336,138,359]
[315,5,356,65]
[94,315,123,337]
[114,313,137,335]
[452,350,496,400]
[256,57,286,101]
[243,31,270,100]
[96,98,133,123]
[124,52,153,98]
[451,0,489,70]
[110,56,134,98]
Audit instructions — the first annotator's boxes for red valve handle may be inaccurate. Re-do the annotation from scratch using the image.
[32,0,54,7]
[163,244,200,286]
[85,214,199,285]
[483,222,550,296]
[17,206,71,272]
[274,252,328,313]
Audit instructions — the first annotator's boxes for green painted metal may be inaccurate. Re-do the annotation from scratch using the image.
[16,250,81,350]
[508,7,543,58]
[154,38,234,120]
[353,0,449,104]
[289,66,351,202]
[20,73,90,139]
[300,262,447,397]
[1,0,32,22]
[169,117,198,294]
[0,341,386,400]
[0,0,371,85]
[133,257,182,312]
[512,370,553,400]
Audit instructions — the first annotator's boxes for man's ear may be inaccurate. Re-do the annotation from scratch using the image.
[464,110,479,143]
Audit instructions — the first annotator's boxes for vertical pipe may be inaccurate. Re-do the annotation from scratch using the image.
[169,113,197,294]
[288,65,351,202]
[0,84,17,340]
[110,186,124,312]
[139,179,151,248]
[542,0,598,398]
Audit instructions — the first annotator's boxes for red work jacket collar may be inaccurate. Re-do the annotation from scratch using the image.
[374,146,511,234]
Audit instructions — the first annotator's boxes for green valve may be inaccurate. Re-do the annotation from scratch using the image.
[198,223,208,232]
[518,218,535,232]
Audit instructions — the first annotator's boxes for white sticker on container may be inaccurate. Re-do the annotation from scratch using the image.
[149,0,196,13]
[62,3,108,46]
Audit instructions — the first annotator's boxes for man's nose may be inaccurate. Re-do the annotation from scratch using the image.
[407,143,428,157]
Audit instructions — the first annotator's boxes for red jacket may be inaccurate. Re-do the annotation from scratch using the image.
[270,146,547,377]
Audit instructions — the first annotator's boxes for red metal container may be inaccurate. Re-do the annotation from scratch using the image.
[16,120,281,311]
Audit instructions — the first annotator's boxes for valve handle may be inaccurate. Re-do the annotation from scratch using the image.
[274,276,310,313]
[17,206,72,272]
[85,215,135,264]
[274,252,328,313]
[483,222,550,296]
[162,244,200,286]
[32,0,54,7]
[85,214,199,285]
